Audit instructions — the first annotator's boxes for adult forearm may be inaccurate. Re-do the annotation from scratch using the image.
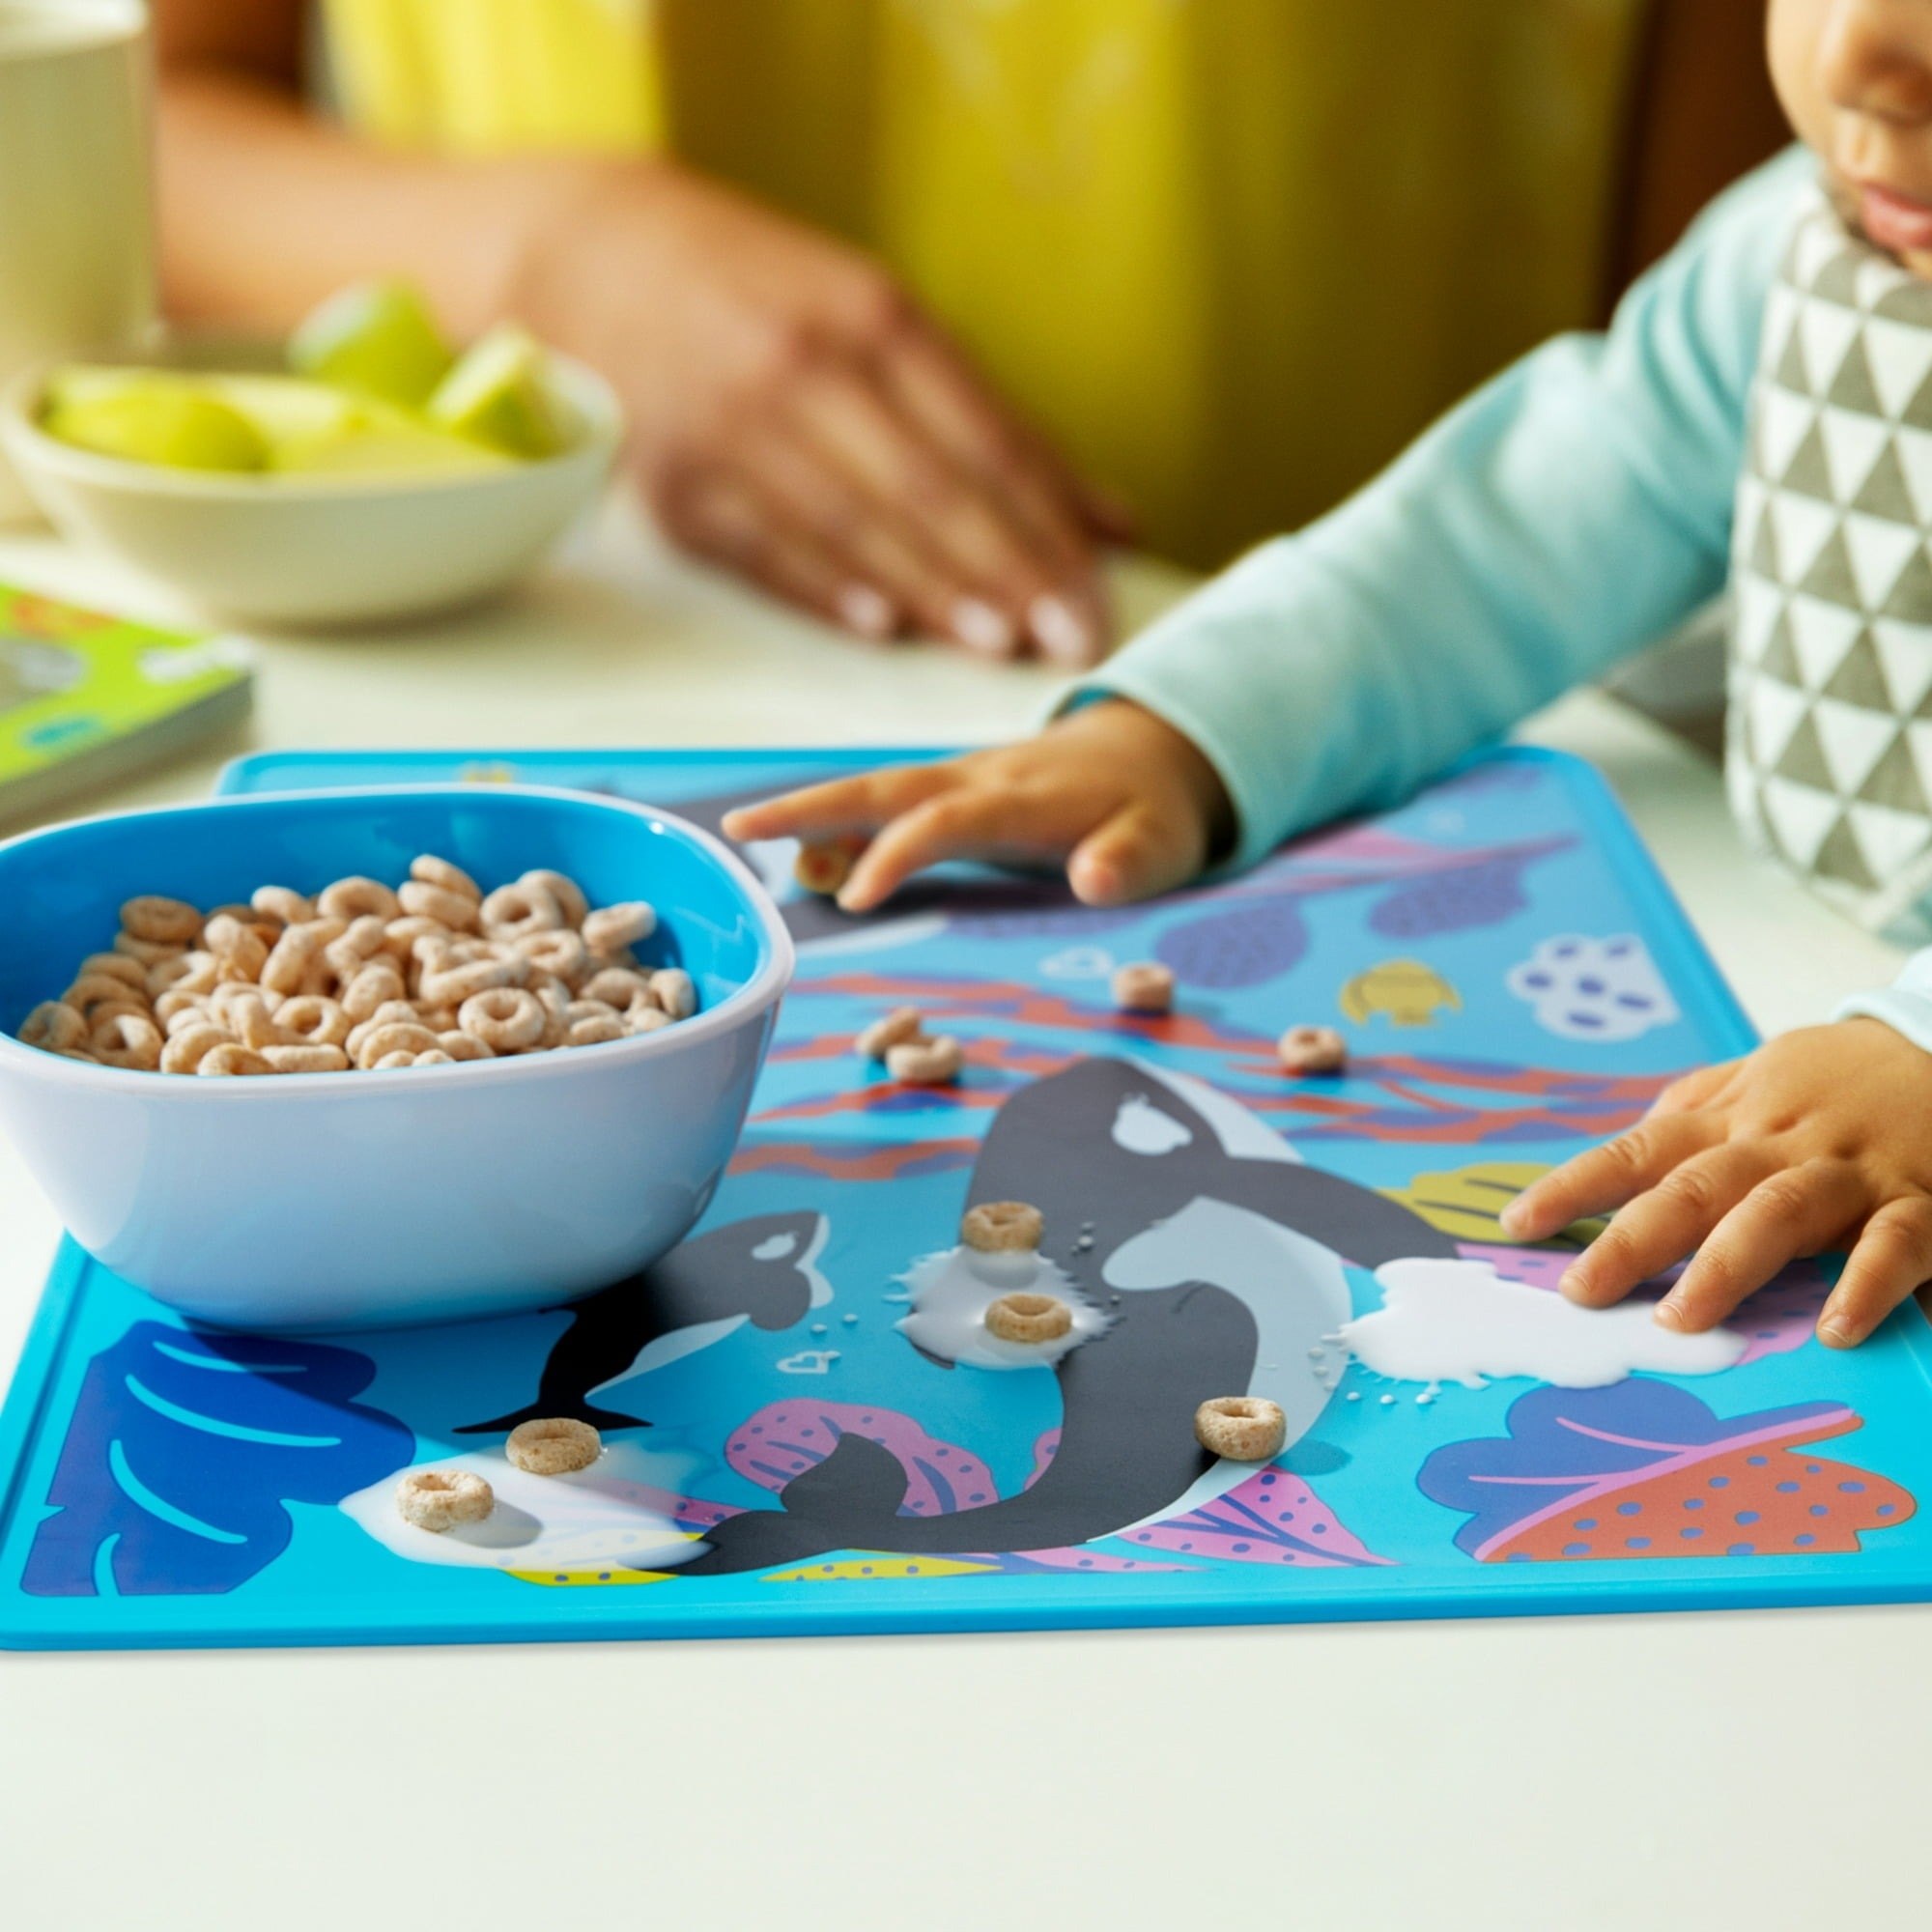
[156,68,635,340]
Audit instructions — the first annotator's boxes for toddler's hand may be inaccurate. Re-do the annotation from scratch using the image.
[1500,1019,1932,1347]
[721,699,1233,913]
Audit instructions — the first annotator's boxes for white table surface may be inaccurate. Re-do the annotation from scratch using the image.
[0,497,1924,1932]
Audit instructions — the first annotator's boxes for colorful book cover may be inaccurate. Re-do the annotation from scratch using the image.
[0,582,253,825]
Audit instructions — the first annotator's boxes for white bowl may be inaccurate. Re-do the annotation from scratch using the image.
[0,784,794,1330]
[0,339,622,627]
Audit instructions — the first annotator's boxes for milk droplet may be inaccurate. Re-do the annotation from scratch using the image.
[1378,1394,1397,1406]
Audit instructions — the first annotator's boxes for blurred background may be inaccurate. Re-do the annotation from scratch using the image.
[314,0,1786,573]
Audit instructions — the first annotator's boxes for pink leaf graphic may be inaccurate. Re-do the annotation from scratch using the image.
[1127,1467,1394,1568]
[726,1402,998,1516]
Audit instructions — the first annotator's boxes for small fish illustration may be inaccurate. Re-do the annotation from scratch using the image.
[1339,958,1462,1027]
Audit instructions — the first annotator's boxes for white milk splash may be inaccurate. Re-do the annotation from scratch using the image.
[1339,1257,1746,1390]
[895,1247,1108,1371]
[340,1440,708,1575]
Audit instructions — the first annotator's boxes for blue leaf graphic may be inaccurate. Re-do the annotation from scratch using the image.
[23,1322,413,1598]
[1153,901,1308,988]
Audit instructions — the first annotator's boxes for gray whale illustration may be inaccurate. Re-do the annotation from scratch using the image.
[676,1056,1455,1575]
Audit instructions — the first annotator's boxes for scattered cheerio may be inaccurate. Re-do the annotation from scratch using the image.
[1277,1024,1348,1074]
[886,1034,963,1085]
[1112,960,1175,1014]
[856,1005,924,1062]
[1193,1397,1287,1463]
[985,1292,1073,1344]
[794,838,863,896]
[504,1416,602,1475]
[960,1200,1044,1254]
[395,1467,495,1531]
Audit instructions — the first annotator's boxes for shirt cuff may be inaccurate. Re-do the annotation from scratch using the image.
[1833,948,1932,1052]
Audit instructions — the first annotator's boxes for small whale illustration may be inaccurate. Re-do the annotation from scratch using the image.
[457,1209,829,1435]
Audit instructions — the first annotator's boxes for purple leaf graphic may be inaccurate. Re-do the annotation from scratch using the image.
[1154,900,1309,988]
[1369,857,1529,938]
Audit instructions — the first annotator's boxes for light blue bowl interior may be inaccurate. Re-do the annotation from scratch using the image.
[0,787,775,1035]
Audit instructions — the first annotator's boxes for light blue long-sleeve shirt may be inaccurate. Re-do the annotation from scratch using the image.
[1079,144,1932,1051]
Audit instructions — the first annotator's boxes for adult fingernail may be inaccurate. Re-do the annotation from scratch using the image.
[951,597,1016,656]
[1029,593,1094,666]
[836,584,896,639]
[1653,1297,1685,1330]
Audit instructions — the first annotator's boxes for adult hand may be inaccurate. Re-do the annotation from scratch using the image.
[1501,1018,1932,1348]
[526,162,1126,662]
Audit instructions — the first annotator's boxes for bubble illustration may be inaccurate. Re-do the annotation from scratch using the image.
[1505,934,1680,1041]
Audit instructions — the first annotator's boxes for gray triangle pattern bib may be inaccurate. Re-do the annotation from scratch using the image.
[1730,187,1932,943]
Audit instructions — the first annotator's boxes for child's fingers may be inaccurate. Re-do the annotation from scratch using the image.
[1818,1194,1932,1347]
[835,786,1053,912]
[1499,1111,1716,1243]
[1557,1142,1775,1308]
[1656,1159,1869,1332]
[1646,1061,1739,1119]
[721,764,958,844]
[1066,800,1207,907]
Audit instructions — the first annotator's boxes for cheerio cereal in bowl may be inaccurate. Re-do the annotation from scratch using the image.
[0,784,794,1328]
[15,855,695,1076]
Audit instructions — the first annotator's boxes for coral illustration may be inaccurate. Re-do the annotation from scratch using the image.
[1418,1380,1914,1563]
[1126,1465,1394,1568]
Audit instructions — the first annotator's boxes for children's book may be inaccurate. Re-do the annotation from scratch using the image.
[0,582,253,828]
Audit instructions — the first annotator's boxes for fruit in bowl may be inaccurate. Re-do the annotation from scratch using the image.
[0,283,623,626]
[42,280,568,479]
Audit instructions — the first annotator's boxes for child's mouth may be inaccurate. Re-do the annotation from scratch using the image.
[1860,180,1932,256]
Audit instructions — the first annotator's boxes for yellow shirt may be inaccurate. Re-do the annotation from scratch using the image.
[323,0,1648,569]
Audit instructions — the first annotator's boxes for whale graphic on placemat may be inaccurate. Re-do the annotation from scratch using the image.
[676,1057,1456,1575]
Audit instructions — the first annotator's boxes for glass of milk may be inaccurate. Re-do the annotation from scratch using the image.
[0,0,156,524]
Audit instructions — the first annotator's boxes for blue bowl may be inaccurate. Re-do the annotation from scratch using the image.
[0,785,794,1328]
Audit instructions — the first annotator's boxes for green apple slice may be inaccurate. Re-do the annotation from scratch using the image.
[427,324,567,459]
[288,280,454,409]
[43,377,270,472]
[271,412,513,477]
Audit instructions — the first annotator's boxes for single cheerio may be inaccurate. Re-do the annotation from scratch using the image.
[427,324,566,460]
[289,279,455,409]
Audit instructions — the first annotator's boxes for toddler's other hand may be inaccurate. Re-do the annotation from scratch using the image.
[1500,1019,1932,1347]
[721,699,1232,913]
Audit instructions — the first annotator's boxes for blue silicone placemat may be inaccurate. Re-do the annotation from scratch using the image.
[4,743,1931,1650]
